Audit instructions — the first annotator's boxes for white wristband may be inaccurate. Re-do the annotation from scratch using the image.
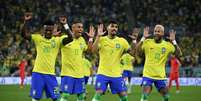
[172,40,177,45]
[140,37,145,42]
[64,24,69,30]
[132,40,137,44]
[89,38,93,42]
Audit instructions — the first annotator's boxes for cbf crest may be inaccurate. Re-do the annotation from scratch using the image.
[162,47,166,54]
[80,43,84,49]
[51,40,56,48]
[116,43,121,49]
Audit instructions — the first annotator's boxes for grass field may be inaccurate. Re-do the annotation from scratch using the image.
[0,85,201,101]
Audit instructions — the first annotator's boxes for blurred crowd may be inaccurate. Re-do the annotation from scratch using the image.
[0,0,201,77]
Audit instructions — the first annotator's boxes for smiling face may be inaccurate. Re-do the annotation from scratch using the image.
[107,23,118,36]
[154,24,164,42]
[43,25,54,39]
[72,23,83,39]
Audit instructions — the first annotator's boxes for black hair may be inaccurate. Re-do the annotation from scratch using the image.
[72,18,82,25]
[108,19,118,25]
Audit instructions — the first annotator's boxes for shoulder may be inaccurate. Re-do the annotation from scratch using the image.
[31,33,42,40]
[118,37,128,43]
[99,36,107,42]
[144,39,153,43]
[100,36,107,40]
[142,39,153,45]
[79,36,86,42]
[31,33,41,37]
[60,35,68,39]
[116,36,125,40]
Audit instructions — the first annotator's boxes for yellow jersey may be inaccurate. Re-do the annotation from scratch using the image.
[142,39,175,79]
[32,34,62,75]
[97,36,130,77]
[121,53,134,71]
[83,58,92,76]
[61,37,87,78]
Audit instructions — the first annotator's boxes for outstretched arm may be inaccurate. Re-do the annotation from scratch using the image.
[21,12,33,41]
[91,24,105,53]
[127,28,140,56]
[59,16,74,45]
[85,25,95,53]
[135,27,150,57]
[169,30,182,58]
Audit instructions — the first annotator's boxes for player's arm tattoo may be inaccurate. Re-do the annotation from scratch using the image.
[62,28,73,45]
[173,44,182,58]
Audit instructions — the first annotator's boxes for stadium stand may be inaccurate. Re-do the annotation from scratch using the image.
[0,0,201,77]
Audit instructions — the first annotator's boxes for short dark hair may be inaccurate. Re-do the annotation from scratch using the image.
[72,18,83,25]
[108,19,118,25]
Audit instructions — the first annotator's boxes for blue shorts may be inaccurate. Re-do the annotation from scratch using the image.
[122,70,132,78]
[141,77,167,91]
[95,74,127,94]
[30,72,60,100]
[60,76,85,94]
[84,76,89,85]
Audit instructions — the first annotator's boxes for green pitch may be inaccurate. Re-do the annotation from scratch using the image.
[0,85,200,101]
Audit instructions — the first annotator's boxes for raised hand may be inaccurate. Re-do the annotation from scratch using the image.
[59,16,67,24]
[143,27,150,38]
[86,25,95,38]
[24,12,32,21]
[97,24,105,36]
[53,24,61,36]
[169,29,176,41]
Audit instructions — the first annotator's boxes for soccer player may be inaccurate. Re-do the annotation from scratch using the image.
[91,20,136,101]
[121,27,140,94]
[168,54,181,93]
[83,57,92,86]
[19,58,27,88]
[121,53,134,94]
[59,17,95,101]
[136,25,182,101]
[21,12,72,101]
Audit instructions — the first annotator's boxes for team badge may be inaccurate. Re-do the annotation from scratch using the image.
[162,47,166,54]
[80,43,84,49]
[116,43,121,48]
[51,40,56,48]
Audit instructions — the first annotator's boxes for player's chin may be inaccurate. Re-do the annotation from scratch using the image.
[111,31,117,35]
[45,33,52,38]
[78,32,82,36]
[154,36,162,41]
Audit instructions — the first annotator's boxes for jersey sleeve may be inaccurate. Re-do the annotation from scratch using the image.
[168,42,175,54]
[82,37,88,51]
[60,35,68,47]
[122,38,130,51]
[31,34,41,45]
[141,40,147,51]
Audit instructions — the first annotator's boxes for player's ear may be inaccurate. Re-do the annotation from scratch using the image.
[72,24,76,30]
[107,24,111,30]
